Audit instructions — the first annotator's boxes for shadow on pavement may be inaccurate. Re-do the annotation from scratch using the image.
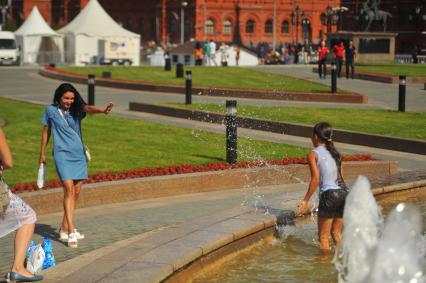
[35,223,67,247]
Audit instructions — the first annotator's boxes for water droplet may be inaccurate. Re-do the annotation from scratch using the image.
[396,203,405,212]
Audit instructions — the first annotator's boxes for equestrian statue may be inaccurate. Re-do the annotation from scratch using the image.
[360,0,392,32]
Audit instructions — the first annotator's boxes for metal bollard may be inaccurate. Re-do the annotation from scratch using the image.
[225,100,237,164]
[331,62,337,93]
[165,58,171,71]
[88,74,95,105]
[176,63,184,78]
[398,75,406,112]
[185,70,192,104]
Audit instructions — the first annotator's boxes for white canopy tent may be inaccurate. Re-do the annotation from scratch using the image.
[14,6,64,65]
[58,0,140,66]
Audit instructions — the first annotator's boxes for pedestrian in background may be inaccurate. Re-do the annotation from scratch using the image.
[39,83,113,248]
[318,41,329,79]
[194,42,203,66]
[235,45,241,66]
[209,39,217,66]
[333,40,345,78]
[1,128,43,282]
[345,41,356,79]
[220,42,229,67]
[203,41,211,65]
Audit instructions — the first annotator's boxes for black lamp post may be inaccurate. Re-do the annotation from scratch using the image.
[320,13,327,41]
[292,6,302,43]
[335,6,349,31]
[180,1,188,44]
[0,0,9,30]
[326,6,333,34]
[301,15,310,43]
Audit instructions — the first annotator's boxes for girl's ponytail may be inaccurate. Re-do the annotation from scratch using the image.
[313,122,342,168]
[325,139,342,169]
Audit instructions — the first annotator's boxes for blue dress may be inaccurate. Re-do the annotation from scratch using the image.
[41,104,87,181]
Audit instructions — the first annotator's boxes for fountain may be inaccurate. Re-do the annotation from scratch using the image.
[335,176,425,283]
[194,175,426,283]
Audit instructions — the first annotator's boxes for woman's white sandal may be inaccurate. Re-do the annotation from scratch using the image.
[59,229,68,240]
[68,233,78,248]
[60,229,84,240]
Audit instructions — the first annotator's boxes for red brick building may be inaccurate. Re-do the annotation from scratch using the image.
[190,0,340,46]
[6,0,339,46]
[7,0,89,29]
[4,0,424,53]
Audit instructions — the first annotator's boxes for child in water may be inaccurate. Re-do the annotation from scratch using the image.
[298,122,348,250]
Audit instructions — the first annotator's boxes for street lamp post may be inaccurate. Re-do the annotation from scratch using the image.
[0,0,9,30]
[292,6,301,43]
[181,1,188,44]
[333,6,348,31]
[272,0,277,51]
[320,13,327,41]
[301,17,311,44]
[326,6,333,34]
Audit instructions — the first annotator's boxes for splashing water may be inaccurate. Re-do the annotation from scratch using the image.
[334,176,426,283]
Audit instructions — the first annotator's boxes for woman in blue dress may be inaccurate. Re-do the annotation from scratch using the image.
[39,83,113,248]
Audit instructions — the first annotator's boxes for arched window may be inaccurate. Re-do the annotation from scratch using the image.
[281,20,289,34]
[264,19,273,33]
[205,19,215,34]
[246,20,255,34]
[223,19,232,35]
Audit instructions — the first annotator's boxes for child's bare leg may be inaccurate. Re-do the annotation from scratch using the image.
[331,218,344,245]
[318,217,333,250]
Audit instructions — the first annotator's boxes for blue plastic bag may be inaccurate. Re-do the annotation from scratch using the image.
[41,237,56,270]
[26,240,37,258]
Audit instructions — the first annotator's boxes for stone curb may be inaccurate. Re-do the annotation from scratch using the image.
[41,178,425,283]
[312,67,426,84]
[167,181,426,283]
[129,102,426,155]
[38,67,367,104]
[20,161,397,215]
[371,179,426,195]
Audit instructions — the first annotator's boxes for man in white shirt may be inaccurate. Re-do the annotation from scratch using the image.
[209,39,218,66]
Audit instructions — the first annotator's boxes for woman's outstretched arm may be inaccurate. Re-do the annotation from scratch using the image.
[0,128,13,169]
[298,151,320,215]
[39,126,51,164]
[83,102,113,115]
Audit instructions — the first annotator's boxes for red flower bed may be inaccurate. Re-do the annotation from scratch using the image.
[9,154,374,193]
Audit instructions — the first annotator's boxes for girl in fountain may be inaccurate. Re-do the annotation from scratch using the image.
[1,128,43,282]
[298,122,348,251]
[39,83,113,248]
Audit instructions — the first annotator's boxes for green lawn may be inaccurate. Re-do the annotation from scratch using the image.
[59,66,332,93]
[167,103,426,141]
[357,64,426,77]
[0,98,309,185]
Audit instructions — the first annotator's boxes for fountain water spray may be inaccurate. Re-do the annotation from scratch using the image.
[334,176,425,283]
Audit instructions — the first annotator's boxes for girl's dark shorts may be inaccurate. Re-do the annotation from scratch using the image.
[318,189,348,218]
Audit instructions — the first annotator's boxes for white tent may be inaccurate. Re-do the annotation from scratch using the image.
[14,6,64,65]
[58,0,140,66]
